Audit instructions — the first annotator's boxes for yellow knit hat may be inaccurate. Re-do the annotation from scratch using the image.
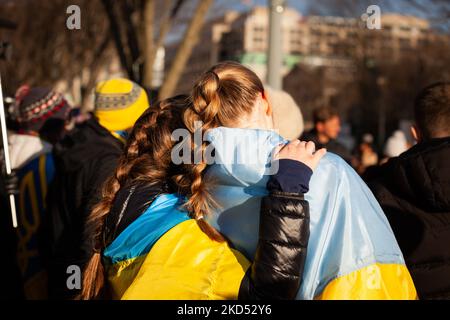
[94,78,149,132]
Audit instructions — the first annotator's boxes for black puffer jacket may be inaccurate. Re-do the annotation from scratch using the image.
[104,159,311,300]
[368,137,450,299]
[43,117,123,299]
[239,190,309,299]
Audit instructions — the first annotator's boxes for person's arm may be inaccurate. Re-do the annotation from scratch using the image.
[239,140,326,300]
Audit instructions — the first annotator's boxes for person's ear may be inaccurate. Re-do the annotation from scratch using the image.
[262,90,273,117]
[411,125,421,142]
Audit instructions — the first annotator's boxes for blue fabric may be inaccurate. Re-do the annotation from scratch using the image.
[268,159,312,193]
[114,130,129,140]
[16,153,55,285]
[104,194,190,264]
[203,127,406,300]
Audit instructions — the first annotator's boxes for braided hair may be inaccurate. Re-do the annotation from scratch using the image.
[80,95,191,299]
[182,61,265,239]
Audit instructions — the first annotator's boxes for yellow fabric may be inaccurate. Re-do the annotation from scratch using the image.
[316,263,417,300]
[108,220,251,300]
[94,78,149,132]
[106,256,147,300]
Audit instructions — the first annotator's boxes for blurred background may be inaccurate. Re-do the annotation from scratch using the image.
[0,0,449,150]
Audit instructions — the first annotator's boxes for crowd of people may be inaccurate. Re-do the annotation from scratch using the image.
[0,61,449,300]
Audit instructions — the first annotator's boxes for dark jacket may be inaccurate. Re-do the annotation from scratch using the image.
[0,195,24,300]
[104,159,310,300]
[301,129,352,163]
[368,137,450,299]
[44,117,123,299]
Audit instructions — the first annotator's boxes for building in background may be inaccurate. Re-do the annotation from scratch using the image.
[166,6,439,96]
[166,7,303,94]
[164,11,240,95]
[165,5,448,141]
[219,6,303,82]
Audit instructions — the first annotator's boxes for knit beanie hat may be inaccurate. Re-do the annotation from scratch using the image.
[15,85,70,132]
[266,86,305,140]
[94,78,149,132]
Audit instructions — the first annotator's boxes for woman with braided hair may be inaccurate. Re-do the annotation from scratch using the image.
[80,92,324,300]
[188,62,416,300]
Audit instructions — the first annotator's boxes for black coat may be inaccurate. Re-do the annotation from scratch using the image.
[44,117,123,299]
[368,137,450,299]
[238,190,309,299]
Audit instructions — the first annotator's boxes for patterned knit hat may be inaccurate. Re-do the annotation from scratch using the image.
[15,85,70,132]
[94,78,149,132]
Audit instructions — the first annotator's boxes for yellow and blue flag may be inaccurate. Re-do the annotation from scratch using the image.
[204,127,417,300]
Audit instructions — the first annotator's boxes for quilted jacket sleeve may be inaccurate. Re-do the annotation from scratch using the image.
[239,159,311,300]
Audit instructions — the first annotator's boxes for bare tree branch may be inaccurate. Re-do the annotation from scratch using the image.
[159,0,214,100]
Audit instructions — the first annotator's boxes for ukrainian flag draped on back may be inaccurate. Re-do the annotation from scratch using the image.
[204,127,417,300]
[103,194,250,300]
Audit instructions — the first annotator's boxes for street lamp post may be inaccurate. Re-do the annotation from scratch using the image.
[267,0,285,90]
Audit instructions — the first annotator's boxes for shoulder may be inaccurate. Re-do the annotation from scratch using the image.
[104,184,164,246]
[120,219,250,299]
[55,119,123,164]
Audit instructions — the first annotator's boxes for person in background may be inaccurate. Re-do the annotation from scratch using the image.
[1,85,71,299]
[66,107,91,130]
[44,78,149,300]
[381,129,409,165]
[353,133,379,175]
[301,106,352,163]
[368,82,450,299]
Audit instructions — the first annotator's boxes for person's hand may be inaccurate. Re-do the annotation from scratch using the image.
[273,140,327,171]
[3,170,20,196]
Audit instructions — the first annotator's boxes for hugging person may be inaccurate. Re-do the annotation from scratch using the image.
[81,62,417,300]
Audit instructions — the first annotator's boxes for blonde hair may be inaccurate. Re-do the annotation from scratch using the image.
[182,61,265,237]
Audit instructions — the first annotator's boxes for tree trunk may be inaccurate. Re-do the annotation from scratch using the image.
[102,0,134,80]
[144,0,170,88]
[143,0,185,89]
[142,0,155,87]
[121,0,143,83]
[158,0,214,100]
[81,33,112,111]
